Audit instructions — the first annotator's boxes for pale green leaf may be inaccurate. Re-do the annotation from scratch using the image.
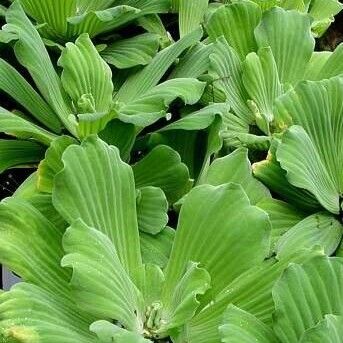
[207,1,262,60]
[2,2,75,134]
[203,147,271,204]
[37,136,77,193]
[132,145,190,203]
[242,47,282,127]
[140,227,175,268]
[101,33,159,69]
[120,78,205,127]
[209,37,253,122]
[219,305,278,343]
[300,315,343,343]
[90,321,151,343]
[59,33,113,114]
[0,198,70,298]
[177,0,209,38]
[273,256,343,343]
[116,28,203,103]
[276,213,343,259]
[62,220,143,330]
[0,283,99,343]
[0,107,57,146]
[53,136,142,281]
[136,186,168,235]
[163,183,271,308]
[0,59,61,132]
[255,7,315,85]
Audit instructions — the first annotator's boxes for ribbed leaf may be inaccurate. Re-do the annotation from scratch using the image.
[203,147,270,205]
[53,136,142,281]
[210,37,253,122]
[116,28,203,103]
[0,59,61,132]
[276,77,343,214]
[276,213,343,259]
[177,0,208,37]
[2,2,75,134]
[132,145,190,203]
[0,140,45,173]
[38,136,77,193]
[136,186,168,235]
[0,107,57,145]
[90,320,151,343]
[140,227,175,268]
[300,315,343,343]
[219,305,278,343]
[273,256,343,343]
[0,283,99,343]
[101,33,159,69]
[185,248,322,343]
[120,78,205,127]
[257,198,306,250]
[169,42,213,79]
[62,220,143,330]
[59,33,113,113]
[255,7,315,85]
[242,47,282,129]
[160,263,211,336]
[207,1,261,60]
[0,198,70,298]
[163,183,271,308]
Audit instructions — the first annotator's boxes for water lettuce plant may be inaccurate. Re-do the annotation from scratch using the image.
[1,136,342,343]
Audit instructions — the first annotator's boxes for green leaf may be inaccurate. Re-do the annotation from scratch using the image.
[177,0,209,38]
[120,78,205,127]
[207,1,262,60]
[0,107,57,146]
[2,1,75,135]
[169,42,213,79]
[203,147,271,205]
[163,183,271,308]
[0,198,70,298]
[101,33,159,69]
[253,140,322,212]
[308,44,343,81]
[53,136,142,281]
[0,283,99,343]
[273,256,343,343]
[210,37,253,122]
[185,248,323,343]
[255,7,315,85]
[90,320,151,343]
[300,315,343,343]
[37,136,77,193]
[0,59,61,132]
[158,262,211,334]
[0,140,45,173]
[257,198,306,250]
[219,305,278,343]
[242,47,282,128]
[132,145,190,203]
[62,220,143,330]
[116,28,203,103]
[140,227,175,268]
[276,77,343,214]
[276,213,343,259]
[59,33,113,114]
[136,186,168,235]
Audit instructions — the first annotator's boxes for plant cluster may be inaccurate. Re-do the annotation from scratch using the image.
[0,0,343,342]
